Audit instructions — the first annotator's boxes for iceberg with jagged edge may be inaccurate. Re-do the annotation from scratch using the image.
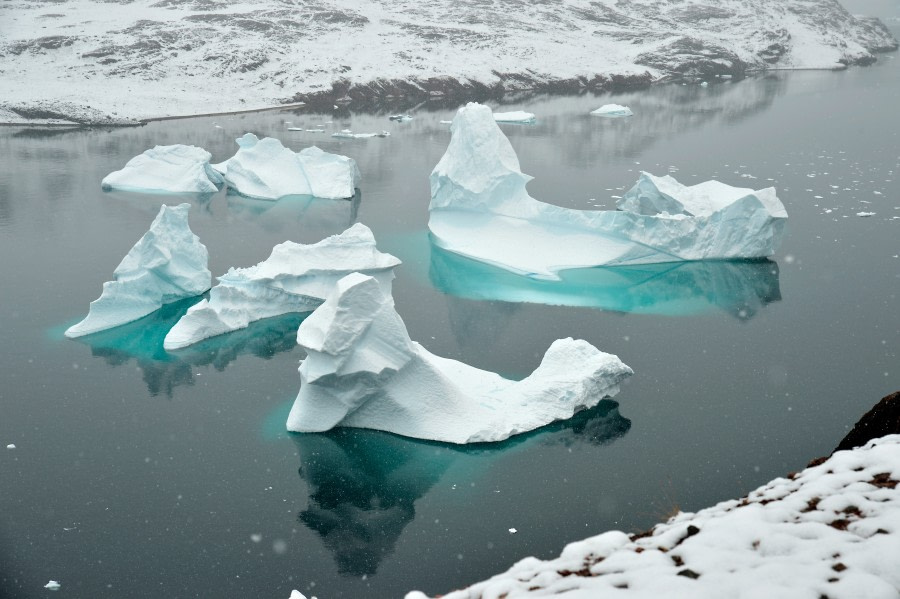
[214,133,360,200]
[428,103,787,280]
[287,272,633,444]
[163,223,399,350]
[101,145,224,193]
[591,104,633,117]
[65,203,211,338]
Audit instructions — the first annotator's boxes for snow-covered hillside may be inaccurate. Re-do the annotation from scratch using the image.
[0,0,896,124]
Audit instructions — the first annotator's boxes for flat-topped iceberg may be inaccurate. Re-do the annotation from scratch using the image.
[214,133,360,200]
[287,273,633,444]
[493,111,536,123]
[591,104,633,117]
[429,103,787,280]
[101,145,224,193]
[163,223,399,350]
[66,203,211,338]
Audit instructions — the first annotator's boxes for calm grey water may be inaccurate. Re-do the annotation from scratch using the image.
[2,24,899,599]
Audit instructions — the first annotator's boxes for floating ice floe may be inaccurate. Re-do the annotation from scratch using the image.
[389,114,413,122]
[101,145,224,193]
[163,224,399,350]
[591,104,634,117]
[6,444,14,449]
[428,103,787,280]
[493,111,536,124]
[287,273,632,444]
[66,203,210,338]
[44,581,61,591]
[407,434,900,599]
[857,211,876,217]
[331,129,390,139]
[213,133,360,200]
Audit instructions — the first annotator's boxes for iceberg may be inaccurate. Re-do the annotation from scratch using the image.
[214,133,360,200]
[591,104,634,117]
[65,203,211,338]
[493,111,536,123]
[101,145,224,193]
[331,129,390,139]
[163,223,399,350]
[286,273,633,444]
[429,103,787,280]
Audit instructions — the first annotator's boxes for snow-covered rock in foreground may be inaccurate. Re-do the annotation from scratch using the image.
[407,434,900,599]
[428,103,787,279]
[591,104,633,117]
[493,111,536,124]
[163,224,399,350]
[101,145,224,194]
[65,203,210,338]
[287,273,632,444]
[214,133,360,200]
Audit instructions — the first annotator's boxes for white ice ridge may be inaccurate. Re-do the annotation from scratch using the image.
[65,203,210,338]
[407,434,900,599]
[163,223,399,350]
[591,103,634,117]
[213,133,360,200]
[101,145,224,194]
[428,103,787,280]
[493,111,536,123]
[287,272,632,444]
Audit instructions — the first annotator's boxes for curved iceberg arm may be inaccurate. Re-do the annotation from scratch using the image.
[428,103,787,279]
[163,223,400,350]
[101,145,224,194]
[214,133,361,200]
[287,273,633,444]
[65,203,211,338]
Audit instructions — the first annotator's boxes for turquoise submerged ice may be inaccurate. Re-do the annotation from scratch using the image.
[428,103,788,280]
[101,145,224,193]
[65,203,211,338]
[213,133,361,200]
[287,273,633,444]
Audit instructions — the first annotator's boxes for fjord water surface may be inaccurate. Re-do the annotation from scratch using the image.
[1,45,899,598]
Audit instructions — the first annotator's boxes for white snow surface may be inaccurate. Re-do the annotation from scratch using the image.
[287,273,633,444]
[591,103,634,117]
[213,133,360,200]
[0,0,895,123]
[101,144,224,194]
[428,103,787,279]
[163,223,399,350]
[493,111,536,123]
[65,203,211,338]
[407,434,900,599]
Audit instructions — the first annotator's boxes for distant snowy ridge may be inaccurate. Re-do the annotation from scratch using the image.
[0,0,895,124]
[407,434,900,598]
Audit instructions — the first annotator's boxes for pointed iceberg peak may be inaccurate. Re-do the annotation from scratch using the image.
[288,273,633,444]
[101,144,224,194]
[163,223,400,350]
[428,103,787,279]
[65,203,211,338]
[214,133,361,201]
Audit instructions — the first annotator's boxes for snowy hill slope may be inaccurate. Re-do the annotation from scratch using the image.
[0,0,896,124]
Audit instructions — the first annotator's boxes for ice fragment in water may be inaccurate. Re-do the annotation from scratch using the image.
[493,111,536,123]
[44,581,61,590]
[590,104,633,117]
[101,145,224,194]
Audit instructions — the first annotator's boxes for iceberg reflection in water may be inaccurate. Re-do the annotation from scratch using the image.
[71,297,306,397]
[292,400,630,577]
[429,240,781,319]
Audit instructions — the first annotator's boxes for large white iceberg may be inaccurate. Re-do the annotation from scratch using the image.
[101,145,224,193]
[65,203,211,338]
[429,103,787,280]
[287,272,633,444]
[163,223,399,350]
[214,133,360,200]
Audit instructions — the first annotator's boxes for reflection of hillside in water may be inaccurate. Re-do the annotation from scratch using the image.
[430,241,781,320]
[73,297,305,397]
[293,400,630,577]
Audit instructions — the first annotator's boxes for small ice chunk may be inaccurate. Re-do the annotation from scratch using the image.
[287,127,304,131]
[509,528,517,534]
[389,114,413,122]
[290,591,307,599]
[65,204,211,338]
[493,111,536,123]
[590,104,633,117]
[6,444,14,449]
[287,273,632,444]
[101,145,224,194]
[164,224,400,350]
[250,533,262,543]
[857,211,876,217]
[44,581,61,590]
[215,133,360,200]
[440,120,453,124]
[700,81,709,87]
[331,130,390,139]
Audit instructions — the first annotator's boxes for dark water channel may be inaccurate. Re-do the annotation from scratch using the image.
[1,22,899,599]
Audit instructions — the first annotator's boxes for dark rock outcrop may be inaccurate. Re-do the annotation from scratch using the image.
[834,391,900,453]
